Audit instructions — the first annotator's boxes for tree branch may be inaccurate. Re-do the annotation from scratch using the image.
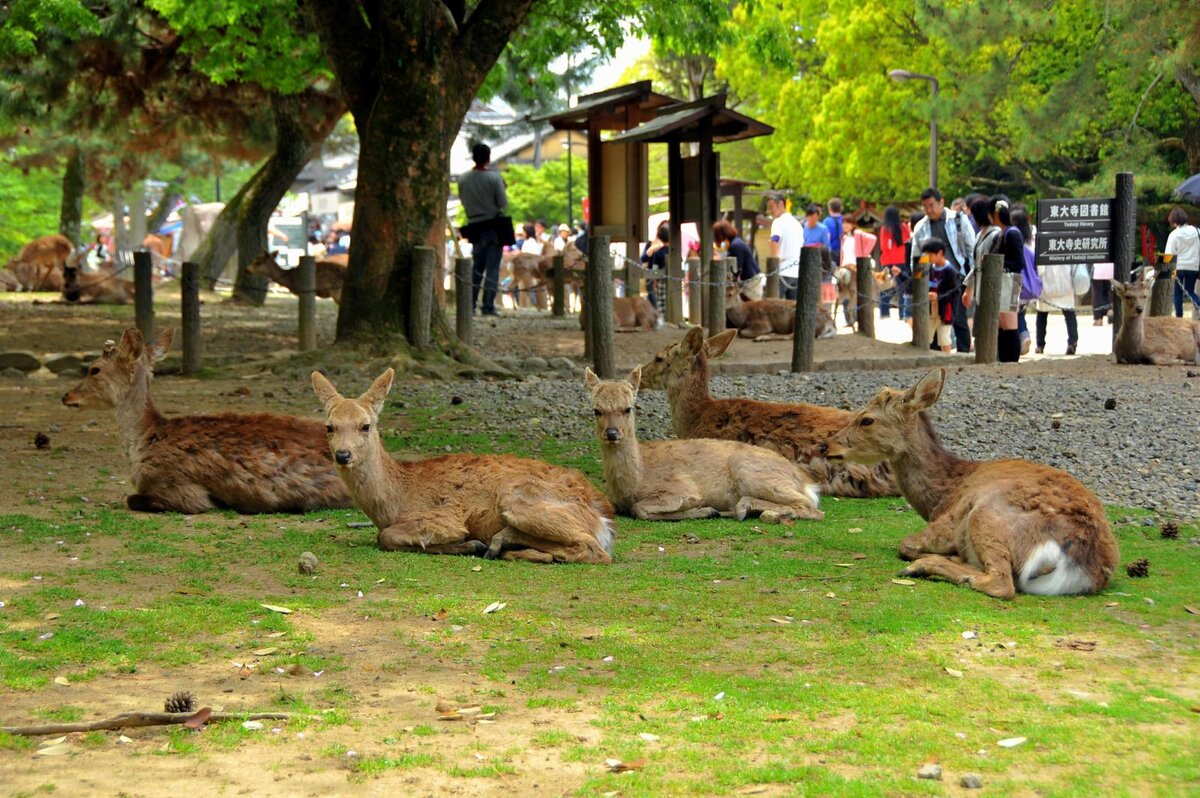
[458,0,538,87]
[299,0,377,115]
[2,711,315,737]
[1128,70,1165,139]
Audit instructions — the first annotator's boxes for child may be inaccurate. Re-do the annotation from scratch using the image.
[922,238,959,353]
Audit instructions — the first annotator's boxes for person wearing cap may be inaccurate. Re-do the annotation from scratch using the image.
[554,223,572,253]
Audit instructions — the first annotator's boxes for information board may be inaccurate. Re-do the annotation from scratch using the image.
[1036,198,1113,266]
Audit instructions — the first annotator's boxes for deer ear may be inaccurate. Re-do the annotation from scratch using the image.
[707,329,737,358]
[311,371,341,412]
[360,368,394,415]
[905,369,945,411]
[117,328,144,361]
[147,327,175,362]
[627,366,641,394]
[584,367,600,391]
[684,326,706,353]
[1111,281,1125,298]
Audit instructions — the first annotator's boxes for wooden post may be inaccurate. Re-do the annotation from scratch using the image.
[455,256,473,345]
[765,256,781,299]
[687,257,703,325]
[1150,255,1174,317]
[791,247,822,373]
[1111,172,1136,342]
[297,256,317,352]
[855,255,874,338]
[552,254,566,317]
[706,257,727,335]
[409,246,435,350]
[180,262,201,374]
[973,253,1003,364]
[133,249,154,341]
[666,141,685,326]
[587,234,615,378]
[910,256,930,350]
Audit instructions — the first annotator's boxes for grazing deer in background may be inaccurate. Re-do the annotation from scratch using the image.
[725,286,836,341]
[1112,280,1200,365]
[824,369,1118,598]
[638,328,897,498]
[586,368,822,521]
[312,369,615,563]
[62,328,352,514]
[247,251,347,303]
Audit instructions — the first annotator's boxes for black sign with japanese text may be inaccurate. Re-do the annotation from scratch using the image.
[1036,198,1113,266]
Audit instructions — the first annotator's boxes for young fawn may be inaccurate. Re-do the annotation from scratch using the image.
[312,369,615,563]
[586,368,822,521]
[1113,280,1200,365]
[247,251,347,303]
[61,328,352,513]
[825,369,1118,599]
[638,328,897,498]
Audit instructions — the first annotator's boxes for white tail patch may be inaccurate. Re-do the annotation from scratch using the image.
[1019,540,1093,596]
[595,517,616,555]
[804,484,821,510]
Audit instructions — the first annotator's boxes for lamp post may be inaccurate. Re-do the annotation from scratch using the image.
[888,69,939,191]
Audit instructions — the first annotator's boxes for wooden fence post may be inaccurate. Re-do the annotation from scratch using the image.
[409,246,435,349]
[910,257,931,351]
[297,256,317,352]
[705,257,727,336]
[455,256,473,345]
[765,256,781,299]
[1150,255,1174,317]
[791,247,822,373]
[686,257,703,325]
[180,261,201,374]
[1111,172,1136,342]
[855,256,874,338]
[587,234,615,378]
[666,247,684,325]
[552,254,566,318]
[133,249,154,341]
[973,253,1002,364]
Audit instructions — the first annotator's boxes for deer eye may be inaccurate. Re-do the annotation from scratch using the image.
[89,366,100,376]
[361,423,371,432]
[623,407,632,414]
[593,409,602,417]
[325,424,333,433]
[860,417,875,427]
[655,356,663,363]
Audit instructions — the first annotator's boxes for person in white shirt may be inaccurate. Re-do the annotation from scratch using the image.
[553,223,572,253]
[766,193,804,300]
[1165,207,1200,319]
[520,222,543,255]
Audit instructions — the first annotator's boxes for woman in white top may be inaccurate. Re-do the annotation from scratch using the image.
[520,222,544,256]
[1165,207,1200,319]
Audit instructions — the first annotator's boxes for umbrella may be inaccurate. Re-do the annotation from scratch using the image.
[1174,173,1200,202]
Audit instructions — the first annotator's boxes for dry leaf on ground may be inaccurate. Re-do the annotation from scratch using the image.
[945,668,964,678]
[483,601,507,614]
[183,708,211,729]
[891,578,916,586]
[606,758,646,773]
[33,743,71,756]
[997,736,1027,748]
[259,603,293,614]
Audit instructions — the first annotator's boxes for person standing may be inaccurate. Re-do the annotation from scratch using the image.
[878,205,910,319]
[553,223,572,253]
[458,143,508,316]
[922,238,960,353]
[641,222,671,312]
[803,203,835,309]
[767,193,804,300]
[910,188,976,352]
[1165,207,1200,319]
[714,219,763,299]
[822,197,844,266]
[964,197,1024,361]
[837,217,876,327]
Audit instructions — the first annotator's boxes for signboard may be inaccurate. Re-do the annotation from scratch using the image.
[309,191,339,216]
[1036,198,1113,266]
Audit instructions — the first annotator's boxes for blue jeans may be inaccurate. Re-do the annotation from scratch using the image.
[471,232,502,314]
[1174,270,1199,317]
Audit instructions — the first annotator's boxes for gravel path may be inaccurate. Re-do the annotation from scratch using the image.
[392,368,1200,519]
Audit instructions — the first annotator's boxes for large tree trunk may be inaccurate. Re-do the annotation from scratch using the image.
[59,146,85,248]
[145,181,181,234]
[303,0,536,344]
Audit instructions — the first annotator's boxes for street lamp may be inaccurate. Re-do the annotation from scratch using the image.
[888,69,939,191]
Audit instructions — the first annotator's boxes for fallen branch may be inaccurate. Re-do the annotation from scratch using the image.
[2,710,315,737]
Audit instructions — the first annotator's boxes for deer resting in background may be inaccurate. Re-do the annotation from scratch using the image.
[62,259,134,304]
[1113,280,1200,365]
[824,369,1118,599]
[247,251,347,303]
[586,368,822,521]
[638,328,897,498]
[4,233,73,291]
[725,286,836,341]
[62,328,352,514]
[313,369,615,563]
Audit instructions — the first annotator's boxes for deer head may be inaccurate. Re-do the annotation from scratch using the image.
[62,327,174,408]
[585,367,640,444]
[638,327,736,390]
[1112,280,1149,319]
[246,251,281,276]
[312,368,394,468]
[825,369,945,464]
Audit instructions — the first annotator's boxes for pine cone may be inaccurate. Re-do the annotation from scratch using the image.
[1125,559,1150,578]
[1160,521,1179,540]
[164,690,197,714]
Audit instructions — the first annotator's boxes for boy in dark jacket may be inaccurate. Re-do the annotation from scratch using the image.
[922,238,959,353]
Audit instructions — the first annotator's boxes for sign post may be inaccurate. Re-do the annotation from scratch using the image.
[1036,196,1114,333]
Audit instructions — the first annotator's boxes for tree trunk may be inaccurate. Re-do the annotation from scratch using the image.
[58,146,85,248]
[145,181,181,234]
[195,185,242,287]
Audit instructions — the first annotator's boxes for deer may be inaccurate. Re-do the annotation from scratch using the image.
[824,369,1119,599]
[62,259,134,304]
[1112,280,1200,365]
[312,368,615,563]
[61,328,352,514]
[246,251,347,303]
[575,295,661,332]
[586,368,822,521]
[725,286,836,341]
[638,327,897,498]
[4,234,72,291]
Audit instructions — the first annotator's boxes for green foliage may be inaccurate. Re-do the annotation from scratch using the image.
[497,156,587,229]
[0,0,98,59]
[0,161,61,259]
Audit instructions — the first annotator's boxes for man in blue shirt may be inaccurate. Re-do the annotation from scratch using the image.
[803,204,831,248]
[822,197,843,264]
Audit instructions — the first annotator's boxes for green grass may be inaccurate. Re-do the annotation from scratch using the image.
[1,392,1198,796]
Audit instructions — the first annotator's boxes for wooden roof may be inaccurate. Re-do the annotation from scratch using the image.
[538,81,680,132]
[606,95,773,145]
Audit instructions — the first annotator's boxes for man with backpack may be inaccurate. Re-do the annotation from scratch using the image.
[909,188,976,352]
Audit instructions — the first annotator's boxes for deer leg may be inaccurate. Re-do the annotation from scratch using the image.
[631,480,720,521]
[752,332,793,342]
[900,554,988,587]
[497,483,612,564]
[960,506,1017,599]
[127,484,213,514]
[897,519,960,561]
[376,510,485,556]
[736,496,825,521]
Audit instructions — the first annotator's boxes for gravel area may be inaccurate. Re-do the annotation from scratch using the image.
[391,368,1200,519]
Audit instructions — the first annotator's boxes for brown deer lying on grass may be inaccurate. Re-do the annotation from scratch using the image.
[725,286,836,341]
[587,368,822,521]
[575,295,661,332]
[62,261,134,304]
[247,251,347,303]
[825,369,1118,598]
[1113,280,1200,365]
[312,369,615,563]
[62,328,352,514]
[4,234,73,291]
[638,328,896,498]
